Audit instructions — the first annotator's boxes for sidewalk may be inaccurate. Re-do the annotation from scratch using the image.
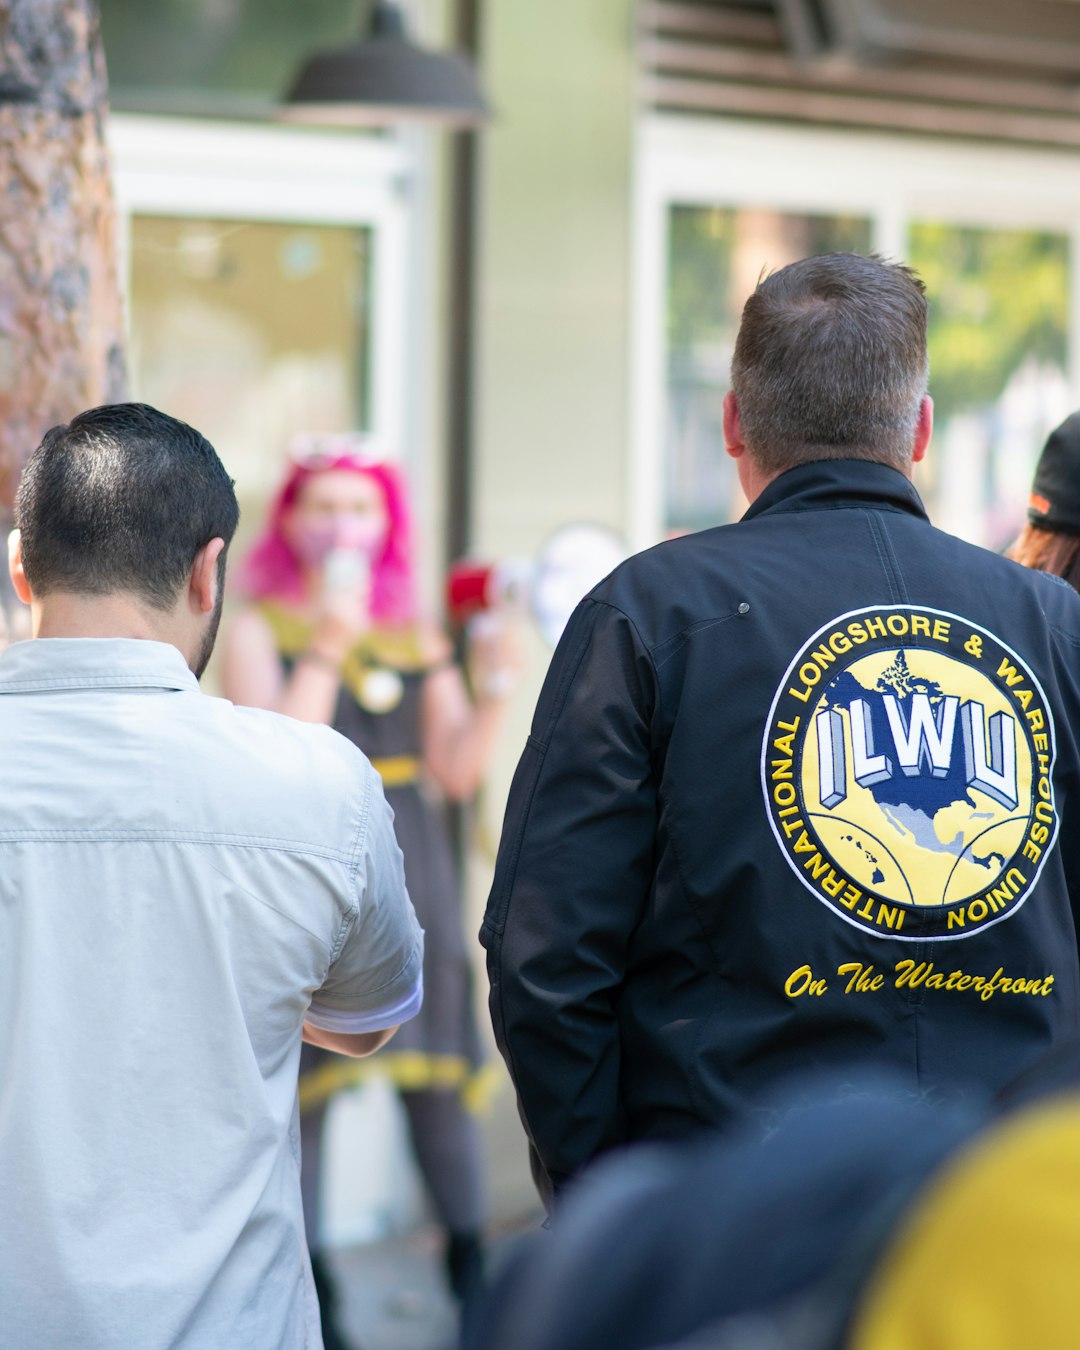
[329,1228,460,1350]
[317,1066,545,1350]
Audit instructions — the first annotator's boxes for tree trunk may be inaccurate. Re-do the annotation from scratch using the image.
[0,0,127,520]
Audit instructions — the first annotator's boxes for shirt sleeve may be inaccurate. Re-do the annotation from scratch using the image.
[481,597,659,1204]
[307,771,424,1034]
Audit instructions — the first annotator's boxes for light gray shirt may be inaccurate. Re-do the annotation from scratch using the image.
[0,637,422,1349]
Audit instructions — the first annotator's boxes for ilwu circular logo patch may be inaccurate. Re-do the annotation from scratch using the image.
[761,606,1057,941]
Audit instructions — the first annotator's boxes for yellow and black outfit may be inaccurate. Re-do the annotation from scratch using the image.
[262,605,492,1302]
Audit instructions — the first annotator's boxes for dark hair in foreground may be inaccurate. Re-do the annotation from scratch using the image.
[731,252,929,475]
[1006,526,1080,594]
[15,403,239,610]
[1005,411,1080,593]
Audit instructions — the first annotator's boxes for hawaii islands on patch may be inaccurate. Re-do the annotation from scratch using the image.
[762,605,1057,944]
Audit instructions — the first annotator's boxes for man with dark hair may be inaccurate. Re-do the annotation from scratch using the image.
[14,402,239,672]
[0,404,422,1348]
[730,251,929,473]
[483,253,1080,1208]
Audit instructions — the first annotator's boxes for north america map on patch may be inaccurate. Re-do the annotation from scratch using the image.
[766,606,1052,936]
[822,652,1004,879]
[802,642,1032,909]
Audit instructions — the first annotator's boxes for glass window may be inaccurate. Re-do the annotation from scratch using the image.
[663,209,1073,546]
[665,207,873,534]
[129,215,372,528]
[100,0,359,103]
[907,223,1071,550]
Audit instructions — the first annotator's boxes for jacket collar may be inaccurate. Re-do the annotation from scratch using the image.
[742,459,929,524]
[0,637,198,693]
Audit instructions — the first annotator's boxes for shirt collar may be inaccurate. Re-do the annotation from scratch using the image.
[742,459,929,524]
[0,637,199,693]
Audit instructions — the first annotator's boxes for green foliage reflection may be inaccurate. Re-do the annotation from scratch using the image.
[667,207,873,356]
[908,223,1068,419]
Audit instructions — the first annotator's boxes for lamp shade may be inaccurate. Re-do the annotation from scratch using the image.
[283,1,489,127]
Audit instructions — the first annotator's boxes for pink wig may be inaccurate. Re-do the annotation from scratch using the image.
[237,438,418,626]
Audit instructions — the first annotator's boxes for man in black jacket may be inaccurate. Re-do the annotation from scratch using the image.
[482,252,1080,1209]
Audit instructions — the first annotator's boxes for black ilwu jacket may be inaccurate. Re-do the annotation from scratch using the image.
[482,459,1080,1205]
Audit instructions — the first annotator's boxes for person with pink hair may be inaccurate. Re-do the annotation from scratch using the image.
[222,436,521,1346]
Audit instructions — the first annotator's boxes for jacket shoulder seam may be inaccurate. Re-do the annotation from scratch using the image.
[1047,619,1080,650]
[533,598,658,750]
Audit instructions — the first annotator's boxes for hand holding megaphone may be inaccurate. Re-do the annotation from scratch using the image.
[465,609,526,701]
[307,547,374,664]
[447,523,629,647]
[447,559,533,623]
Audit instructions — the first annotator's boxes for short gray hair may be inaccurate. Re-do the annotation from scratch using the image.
[730,253,929,475]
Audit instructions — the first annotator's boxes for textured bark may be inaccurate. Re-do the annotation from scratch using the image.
[0,0,127,517]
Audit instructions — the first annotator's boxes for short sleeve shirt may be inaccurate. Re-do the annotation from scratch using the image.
[0,637,422,1350]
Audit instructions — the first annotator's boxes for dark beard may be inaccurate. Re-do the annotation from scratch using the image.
[192,588,224,680]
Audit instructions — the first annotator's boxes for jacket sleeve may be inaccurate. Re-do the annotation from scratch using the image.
[481,596,659,1206]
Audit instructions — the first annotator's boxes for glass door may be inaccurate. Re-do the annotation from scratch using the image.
[909,223,1070,549]
[109,114,416,689]
[128,215,373,533]
[667,206,873,534]
[634,116,1080,551]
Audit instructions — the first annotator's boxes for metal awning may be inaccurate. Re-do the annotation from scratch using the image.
[639,0,1080,146]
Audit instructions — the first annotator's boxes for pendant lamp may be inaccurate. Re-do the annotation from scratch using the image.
[282,0,489,127]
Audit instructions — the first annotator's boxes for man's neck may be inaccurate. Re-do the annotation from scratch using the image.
[32,591,177,646]
[736,454,781,505]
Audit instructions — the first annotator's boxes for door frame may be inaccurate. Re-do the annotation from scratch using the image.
[630,113,1080,549]
[109,114,417,464]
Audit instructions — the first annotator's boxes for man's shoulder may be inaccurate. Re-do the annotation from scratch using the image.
[585,514,1080,658]
[1002,553,1080,639]
[933,528,1080,615]
[206,695,357,760]
[202,696,370,782]
[174,696,376,850]
[585,526,743,648]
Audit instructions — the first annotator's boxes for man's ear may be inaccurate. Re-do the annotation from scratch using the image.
[7,530,31,605]
[189,538,226,615]
[723,390,746,461]
[912,395,933,464]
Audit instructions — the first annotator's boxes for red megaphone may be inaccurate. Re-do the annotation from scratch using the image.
[446,560,533,624]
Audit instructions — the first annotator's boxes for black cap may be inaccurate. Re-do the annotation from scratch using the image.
[1029,412,1080,533]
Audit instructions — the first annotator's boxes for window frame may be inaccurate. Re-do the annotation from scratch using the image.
[108,114,418,466]
[630,113,1080,549]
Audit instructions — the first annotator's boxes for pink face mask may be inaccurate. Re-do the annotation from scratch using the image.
[290,517,379,569]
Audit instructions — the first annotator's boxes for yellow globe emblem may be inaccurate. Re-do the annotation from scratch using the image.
[763,607,1057,941]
